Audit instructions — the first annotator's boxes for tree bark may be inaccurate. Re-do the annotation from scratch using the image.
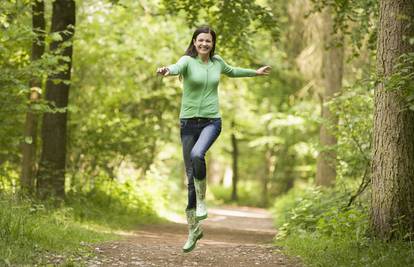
[231,120,238,201]
[21,0,45,194]
[262,143,276,207]
[37,0,76,199]
[371,0,414,240]
[315,8,344,187]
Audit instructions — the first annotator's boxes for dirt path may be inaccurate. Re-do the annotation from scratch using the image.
[83,206,302,267]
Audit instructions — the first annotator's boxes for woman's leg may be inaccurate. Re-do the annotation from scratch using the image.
[190,119,221,221]
[180,121,204,253]
[190,119,222,180]
[181,134,197,210]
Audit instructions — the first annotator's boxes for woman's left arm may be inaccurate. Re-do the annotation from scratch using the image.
[215,55,271,77]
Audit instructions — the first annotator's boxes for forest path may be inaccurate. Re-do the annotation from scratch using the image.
[84,206,302,267]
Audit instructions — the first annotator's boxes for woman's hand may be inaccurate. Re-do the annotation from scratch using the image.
[156,67,170,76]
[256,66,272,76]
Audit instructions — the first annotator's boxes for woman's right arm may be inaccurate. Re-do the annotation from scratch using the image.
[157,56,189,76]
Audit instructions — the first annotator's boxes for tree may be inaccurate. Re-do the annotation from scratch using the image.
[21,0,45,194]
[230,119,239,201]
[315,7,344,187]
[37,0,76,199]
[161,0,278,59]
[371,0,414,239]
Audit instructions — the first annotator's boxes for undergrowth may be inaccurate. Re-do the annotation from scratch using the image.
[272,186,414,267]
[0,174,166,265]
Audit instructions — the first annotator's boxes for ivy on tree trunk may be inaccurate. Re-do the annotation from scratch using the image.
[37,0,76,199]
[21,0,45,194]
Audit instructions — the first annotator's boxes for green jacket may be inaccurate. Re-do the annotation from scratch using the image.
[167,55,257,118]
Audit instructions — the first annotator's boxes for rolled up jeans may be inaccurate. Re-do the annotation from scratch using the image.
[180,117,222,210]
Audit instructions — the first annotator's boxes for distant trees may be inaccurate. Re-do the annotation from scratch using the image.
[230,120,239,201]
[37,0,76,199]
[371,0,414,239]
[315,7,344,187]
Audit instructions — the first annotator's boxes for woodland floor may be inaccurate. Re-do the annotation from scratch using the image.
[45,206,303,266]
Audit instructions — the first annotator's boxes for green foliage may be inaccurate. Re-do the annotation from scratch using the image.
[0,1,33,166]
[273,187,414,266]
[0,0,71,173]
[66,179,161,229]
[310,0,378,54]
[0,169,163,265]
[0,162,19,192]
[0,193,115,266]
[273,186,367,239]
[68,0,184,179]
[272,186,307,227]
[160,0,278,58]
[386,52,414,110]
[218,31,319,199]
[330,81,373,180]
[280,233,414,267]
[210,181,263,207]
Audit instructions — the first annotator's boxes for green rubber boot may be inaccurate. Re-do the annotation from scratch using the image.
[194,178,207,221]
[182,208,203,253]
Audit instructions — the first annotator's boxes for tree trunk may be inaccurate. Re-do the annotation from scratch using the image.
[231,120,238,201]
[371,0,414,240]
[315,8,344,187]
[37,0,76,199]
[21,0,45,194]
[262,147,275,207]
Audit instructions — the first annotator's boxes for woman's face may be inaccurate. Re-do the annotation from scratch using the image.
[193,32,213,57]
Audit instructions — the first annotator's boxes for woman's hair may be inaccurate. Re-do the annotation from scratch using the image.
[184,26,216,59]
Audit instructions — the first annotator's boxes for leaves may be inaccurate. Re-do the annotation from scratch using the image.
[160,0,279,59]
[24,136,33,144]
[309,0,379,55]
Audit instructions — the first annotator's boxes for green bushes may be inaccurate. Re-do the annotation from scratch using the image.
[272,187,414,266]
[273,186,368,239]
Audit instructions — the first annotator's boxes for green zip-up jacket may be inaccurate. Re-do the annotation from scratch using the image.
[167,55,257,118]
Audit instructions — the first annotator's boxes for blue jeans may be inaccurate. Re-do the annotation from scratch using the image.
[180,117,222,210]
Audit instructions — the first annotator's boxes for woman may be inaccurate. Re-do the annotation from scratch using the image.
[156,26,271,253]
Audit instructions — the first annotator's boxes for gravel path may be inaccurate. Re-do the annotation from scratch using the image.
[77,206,303,267]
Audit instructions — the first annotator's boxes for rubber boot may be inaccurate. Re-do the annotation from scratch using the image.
[182,208,203,253]
[194,178,207,221]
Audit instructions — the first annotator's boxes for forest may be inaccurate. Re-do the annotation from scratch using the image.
[1,0,414,266]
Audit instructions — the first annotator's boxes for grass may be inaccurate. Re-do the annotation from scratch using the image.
[65,186,163,230]
[0,181,163,266]
[0,195,116,265]
[277,233,414,267]
[0,160,191,265]
[271,186,414,267]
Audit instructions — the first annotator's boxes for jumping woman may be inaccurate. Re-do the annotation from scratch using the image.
[156,26,271,253]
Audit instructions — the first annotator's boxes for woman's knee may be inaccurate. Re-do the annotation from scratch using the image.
[190,151,204,162]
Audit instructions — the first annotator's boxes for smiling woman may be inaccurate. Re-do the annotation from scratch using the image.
[156,26,271,253]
